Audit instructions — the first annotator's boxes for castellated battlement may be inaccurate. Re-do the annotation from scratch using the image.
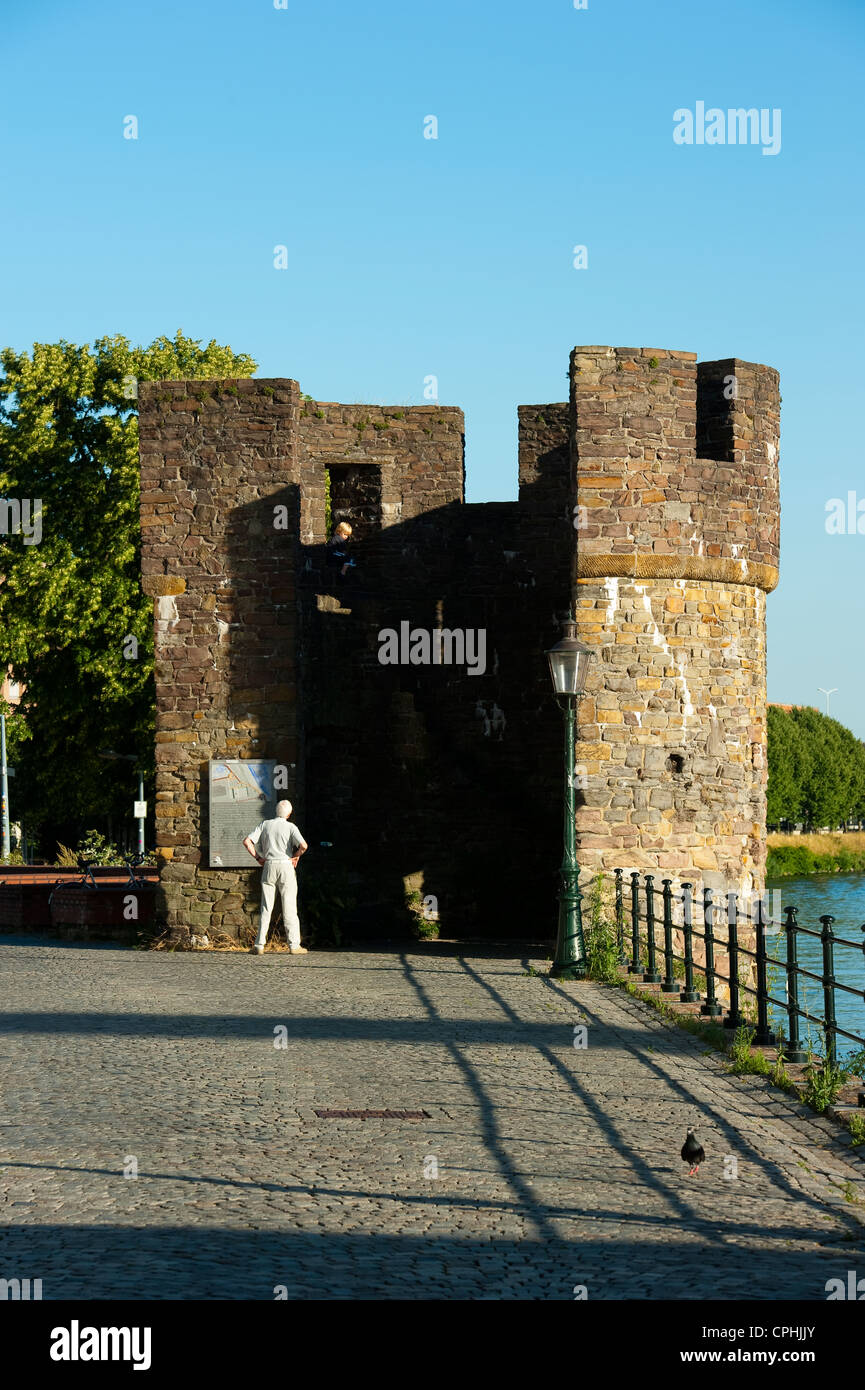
[138,346,780,943]
[571,346,780,588]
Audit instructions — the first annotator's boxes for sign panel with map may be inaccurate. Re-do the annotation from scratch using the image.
[209,760,278,867]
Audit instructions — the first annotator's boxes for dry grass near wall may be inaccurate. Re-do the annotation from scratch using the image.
[768,831,865,854]
[145,929,291,953]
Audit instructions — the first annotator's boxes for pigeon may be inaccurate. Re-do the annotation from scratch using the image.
[681,1128,705,1176]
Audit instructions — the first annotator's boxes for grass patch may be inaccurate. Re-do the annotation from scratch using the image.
[769,1054,797,1093]
[622,979,728,1051]
[727,1024,771,1077]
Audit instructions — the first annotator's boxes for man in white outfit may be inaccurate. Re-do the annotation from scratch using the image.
[242,800,308,955]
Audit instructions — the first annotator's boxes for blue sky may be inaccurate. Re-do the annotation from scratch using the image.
[2,0,863,734]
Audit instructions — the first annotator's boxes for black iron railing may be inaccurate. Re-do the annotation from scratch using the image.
[612,868,865,1065]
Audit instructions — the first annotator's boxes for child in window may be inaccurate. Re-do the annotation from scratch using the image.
[327,521,355,580]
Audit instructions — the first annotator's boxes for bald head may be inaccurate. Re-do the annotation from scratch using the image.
[275,800,292,819]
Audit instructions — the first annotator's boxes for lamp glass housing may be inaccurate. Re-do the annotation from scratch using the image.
[546,624,592,698]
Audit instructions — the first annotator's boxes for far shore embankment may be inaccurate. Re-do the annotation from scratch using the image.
[767,831,865,876]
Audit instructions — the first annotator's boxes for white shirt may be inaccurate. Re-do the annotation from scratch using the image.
[248,818,305,863]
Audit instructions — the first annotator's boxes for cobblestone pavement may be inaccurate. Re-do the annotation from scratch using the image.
[1,937,863,1300]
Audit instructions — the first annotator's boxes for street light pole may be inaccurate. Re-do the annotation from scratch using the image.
[553,692,585,978]
[546,616,593,980]
[0,712,10,861]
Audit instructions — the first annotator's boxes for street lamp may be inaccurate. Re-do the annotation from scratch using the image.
[1,710,10,861]
[546,615,593,979]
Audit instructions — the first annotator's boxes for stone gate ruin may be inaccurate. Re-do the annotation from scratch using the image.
[138,345,780,942]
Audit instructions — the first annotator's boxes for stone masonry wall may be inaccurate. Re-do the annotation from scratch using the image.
[139,378,303,936]
[140,387,470,939]
[138,347,780,950]
[568,346,780,977]
[293,394,569,937]
[297,401,465,548]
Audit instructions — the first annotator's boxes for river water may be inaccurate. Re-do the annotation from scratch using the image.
[764,872,865,1061]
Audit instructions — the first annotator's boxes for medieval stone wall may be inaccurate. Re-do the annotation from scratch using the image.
[568,346,780,974]
[138,346,780,946]
[138,377,303,936]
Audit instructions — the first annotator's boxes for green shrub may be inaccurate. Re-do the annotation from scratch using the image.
[766,845,816,876]
[405,889,439,940]
[55,831,123,867]
[766,844,865,875]
[801,1058,848,1113]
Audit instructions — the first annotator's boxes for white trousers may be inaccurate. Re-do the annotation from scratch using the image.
[255,861,300,949]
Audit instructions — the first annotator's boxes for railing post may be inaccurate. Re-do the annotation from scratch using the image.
[700,887,723,1017]
[614,868,626,966]
[643,874,660,983]
[629,871,642,973]
[754,894,777,1046]
[819,915,837,1066]
[680,882,700,1002]
[723,890,742,1030]
[783,905,808,1063]
[661,879,677,993]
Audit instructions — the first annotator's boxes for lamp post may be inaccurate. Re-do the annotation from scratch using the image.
[546,616,593,979]
[1,712,10,861]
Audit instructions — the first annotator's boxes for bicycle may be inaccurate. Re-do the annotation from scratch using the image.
[123,853,152,889]
[48,858,99,911]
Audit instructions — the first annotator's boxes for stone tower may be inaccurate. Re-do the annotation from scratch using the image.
[137,345,779,942]
[569,347,780,902]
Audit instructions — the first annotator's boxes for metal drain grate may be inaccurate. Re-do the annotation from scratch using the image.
[313,1108,431,1120]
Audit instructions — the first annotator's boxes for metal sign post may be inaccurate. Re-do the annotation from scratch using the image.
[135,773,146,856]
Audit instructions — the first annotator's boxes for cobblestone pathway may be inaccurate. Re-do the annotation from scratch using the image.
[1,938,863,1300]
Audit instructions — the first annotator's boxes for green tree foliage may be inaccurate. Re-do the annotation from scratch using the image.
[0,332,257,851]
[767,705,865,828]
